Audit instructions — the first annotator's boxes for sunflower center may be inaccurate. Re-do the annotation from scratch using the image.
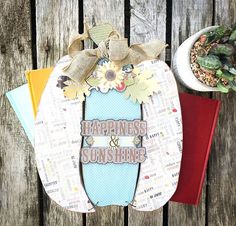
[105,70,116,81]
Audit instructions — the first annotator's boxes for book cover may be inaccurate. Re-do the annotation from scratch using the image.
[25,68,53,117]
[6,84,35,145]
[170,93,221,205]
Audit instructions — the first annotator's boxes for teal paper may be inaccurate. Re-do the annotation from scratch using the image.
[6,84,34,145]
[82,89,141,206]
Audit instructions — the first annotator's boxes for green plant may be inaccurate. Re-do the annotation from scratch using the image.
[196,25,236,93]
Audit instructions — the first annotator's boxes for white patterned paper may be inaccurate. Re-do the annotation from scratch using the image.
[34,56,94,213]
[132,60,183,211]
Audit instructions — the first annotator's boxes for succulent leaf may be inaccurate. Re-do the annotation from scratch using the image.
[197,55,222,70]
[228,67,236,75]
[231,23,236,31]
[220,36,230,43]
[229,30,236,42]
[229,80,236,91]
[214,26,231,38]
[216,69,234,81]
[210,44,235,56]
[223,63,236,75]
[217,81,229,93]
[201,26,231,45]
[233,41,236,48]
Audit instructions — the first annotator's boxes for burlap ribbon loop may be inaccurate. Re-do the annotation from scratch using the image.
[63,23,166,83]
[108,38,129,61]
[68,23,90,57]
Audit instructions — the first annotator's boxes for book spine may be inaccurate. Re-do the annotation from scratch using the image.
[25,71,37,118]
[195,100,221,205]
[6,91,33,144]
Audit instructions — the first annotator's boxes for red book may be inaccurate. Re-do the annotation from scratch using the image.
[170,93,221,205]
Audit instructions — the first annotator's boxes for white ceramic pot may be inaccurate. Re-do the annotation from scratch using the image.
[173,26,219,92]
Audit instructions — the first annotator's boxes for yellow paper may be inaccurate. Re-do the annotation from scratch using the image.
[25,68,53,117]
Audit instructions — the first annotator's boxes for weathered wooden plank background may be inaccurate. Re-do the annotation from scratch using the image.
[0,0,235,225]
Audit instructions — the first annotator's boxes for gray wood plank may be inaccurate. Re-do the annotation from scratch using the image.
[83,0,124,36]
[129,208,163,226]
[86,206,124,226]
[35,0,83,225]
[36,0,79,67]
[169,179,206,226]
[130,0,166,60]
[208,1,236,225]
[0,0,39,226]
[83,1,125,225]
[169,0,213,225]
[128,0,166,225]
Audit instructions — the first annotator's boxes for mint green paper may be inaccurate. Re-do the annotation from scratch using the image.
[82,89,141,206]
[6,84,34,145]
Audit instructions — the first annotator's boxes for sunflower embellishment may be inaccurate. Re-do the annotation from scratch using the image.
[96,61,124,93]
[57,58,159,104]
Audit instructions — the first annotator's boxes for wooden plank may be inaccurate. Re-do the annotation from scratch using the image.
[169,180,206,226]
[83,0,124,36]
[208,1,236,225]
[0,1,39,226]
[35,1,83,225]
[169,0,213,225]
[128,209,163,226]
[130,0,166,60]
[36,0,79,67]
[83,1,125,225]
[128,0,166,225]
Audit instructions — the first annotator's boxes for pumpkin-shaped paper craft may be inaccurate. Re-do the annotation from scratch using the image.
[34,23,182,212]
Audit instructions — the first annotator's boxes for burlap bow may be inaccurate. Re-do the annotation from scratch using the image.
[63,23,166,83]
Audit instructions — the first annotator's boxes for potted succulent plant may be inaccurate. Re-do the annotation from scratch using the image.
[173,24,236,93]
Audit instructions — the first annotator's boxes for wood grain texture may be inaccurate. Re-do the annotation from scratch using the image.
[86,207,124,226]
[130,0,166,60]
[0,0,39,226]
[169,0,213,225]
[129,0,166,225]
[129,209,163,226]
[35,1,83,225]
[83,0,124,35]
[83,0,125,225]
[36,0,79,68]
[130,0,166,44]
[169,180,206,226]
[209,1,236,225]
[83,0,125,49]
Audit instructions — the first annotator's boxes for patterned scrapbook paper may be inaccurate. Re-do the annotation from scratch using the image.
[132,60,183,211]
[34,56,94,213]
